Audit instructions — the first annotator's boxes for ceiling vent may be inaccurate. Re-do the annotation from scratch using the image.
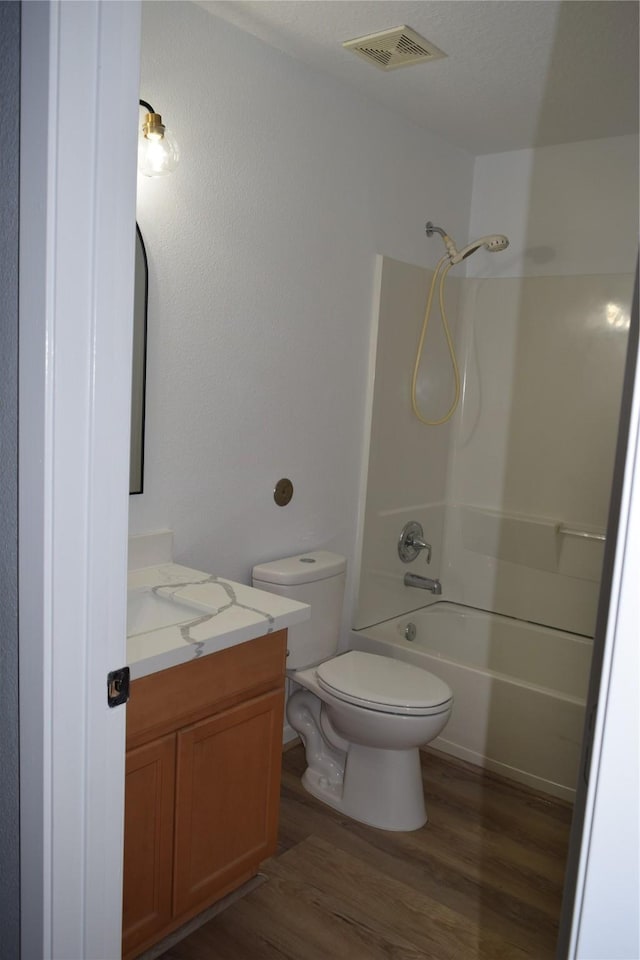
[342,26,446,71]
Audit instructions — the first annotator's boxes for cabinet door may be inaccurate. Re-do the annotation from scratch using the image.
[122,733,176,957]
[173,688,284,917]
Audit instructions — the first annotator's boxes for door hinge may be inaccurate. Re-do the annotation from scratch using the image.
[107,666,130,707]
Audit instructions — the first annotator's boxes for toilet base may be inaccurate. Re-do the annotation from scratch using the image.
[302,743,427,832]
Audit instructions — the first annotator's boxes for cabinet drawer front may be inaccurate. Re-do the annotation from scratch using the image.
[122,734,176,956]
[173,689,284,917]
[127,630,286,748]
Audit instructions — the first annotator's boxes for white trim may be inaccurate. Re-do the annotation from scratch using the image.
[567,301,640,956]
[19,3,141,957]
[349,254,384,632]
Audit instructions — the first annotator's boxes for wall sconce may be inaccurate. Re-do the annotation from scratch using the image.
[138,99,179,177]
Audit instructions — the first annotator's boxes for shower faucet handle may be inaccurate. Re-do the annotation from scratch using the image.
[398,521,432,564]
[410,535,432,561]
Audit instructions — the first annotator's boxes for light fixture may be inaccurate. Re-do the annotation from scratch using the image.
[138,99,179,177]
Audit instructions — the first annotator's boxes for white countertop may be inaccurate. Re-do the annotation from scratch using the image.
[127,562,309,680]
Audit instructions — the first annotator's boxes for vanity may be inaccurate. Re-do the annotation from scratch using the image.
[123,556,309,959]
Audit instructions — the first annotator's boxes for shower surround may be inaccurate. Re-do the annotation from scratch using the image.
[353,133,637,800]
[354,255,632,798]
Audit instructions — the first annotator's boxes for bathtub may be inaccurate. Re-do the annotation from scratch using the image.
[350,602,593,802]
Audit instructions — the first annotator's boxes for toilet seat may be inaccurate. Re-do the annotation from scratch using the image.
[315,651,452,717]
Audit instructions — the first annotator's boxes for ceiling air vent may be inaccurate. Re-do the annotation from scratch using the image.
[343,26,446,71]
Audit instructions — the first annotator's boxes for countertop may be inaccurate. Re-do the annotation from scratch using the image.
[127,562,309,680]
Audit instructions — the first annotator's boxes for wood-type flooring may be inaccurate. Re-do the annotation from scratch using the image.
[160,745,572,960]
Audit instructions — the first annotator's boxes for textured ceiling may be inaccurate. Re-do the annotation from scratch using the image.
[197,0,639,155]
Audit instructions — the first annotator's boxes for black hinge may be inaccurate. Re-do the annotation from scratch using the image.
[107,667,130,707]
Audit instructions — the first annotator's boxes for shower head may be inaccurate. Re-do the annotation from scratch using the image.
[450,235,509,264]
[425,221,509,265]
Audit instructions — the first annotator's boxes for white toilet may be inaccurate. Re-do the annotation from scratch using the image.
[252,550,453,832]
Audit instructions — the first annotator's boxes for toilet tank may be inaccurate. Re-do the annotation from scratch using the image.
[252,551,346,670]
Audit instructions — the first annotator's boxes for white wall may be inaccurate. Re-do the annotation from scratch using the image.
[131,0,473,629]
[467,135,638,279]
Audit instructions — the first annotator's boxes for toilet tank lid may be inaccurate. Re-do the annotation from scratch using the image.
[252,550,346,585]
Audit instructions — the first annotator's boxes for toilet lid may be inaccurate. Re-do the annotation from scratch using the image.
[316,651,452,716]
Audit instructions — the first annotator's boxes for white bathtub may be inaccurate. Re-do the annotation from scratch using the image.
[350,602,593,802]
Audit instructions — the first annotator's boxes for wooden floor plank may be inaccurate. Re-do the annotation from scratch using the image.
[159,909,288,960]
[416,800,568,907]
[277,782,561,948]
[246,867,427,960]
[269,835,534,960]
[159,746,571,960]
[422,750,573,844]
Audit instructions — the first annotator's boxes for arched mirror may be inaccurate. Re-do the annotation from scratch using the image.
[130,224,148,494]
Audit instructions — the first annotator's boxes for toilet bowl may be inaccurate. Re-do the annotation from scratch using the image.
[252,551,453,832]
[288,651,452,830]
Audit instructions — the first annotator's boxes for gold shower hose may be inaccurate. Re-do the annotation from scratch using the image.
[411,253,460,426]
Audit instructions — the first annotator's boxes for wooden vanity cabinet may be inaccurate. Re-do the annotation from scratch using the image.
[122,735,176,949]
[173,688,283,916]
[122,630,287,960]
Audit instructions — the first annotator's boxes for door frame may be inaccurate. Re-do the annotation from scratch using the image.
[19,2,141,956]
[559,263,640,958]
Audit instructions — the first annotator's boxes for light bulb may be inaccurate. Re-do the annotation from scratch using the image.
[138,112,179,177]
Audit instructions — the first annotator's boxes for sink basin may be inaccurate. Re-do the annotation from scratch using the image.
[127,588,203,636]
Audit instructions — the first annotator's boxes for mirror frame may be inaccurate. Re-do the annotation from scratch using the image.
[130,223,148,494]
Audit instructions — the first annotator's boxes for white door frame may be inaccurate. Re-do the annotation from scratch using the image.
[19,2,141,957]
[18,2,639,957]
[565,265,640,958]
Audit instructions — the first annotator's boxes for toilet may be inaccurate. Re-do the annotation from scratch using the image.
[252,550,453,832]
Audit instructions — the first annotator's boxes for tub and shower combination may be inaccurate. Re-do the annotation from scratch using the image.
[351,602,592,802]
[352,221,628,804]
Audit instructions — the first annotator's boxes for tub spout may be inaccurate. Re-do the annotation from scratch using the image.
[404,573,442,595]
